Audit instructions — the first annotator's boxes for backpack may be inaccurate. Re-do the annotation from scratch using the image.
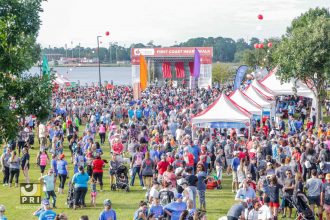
[159,190,173,206]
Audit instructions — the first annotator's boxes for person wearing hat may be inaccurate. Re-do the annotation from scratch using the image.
[164,193,187,220]
[33,199,57,220]
[0,204,7,220]
[56,153,68,194]
[321,173,330,220]
[99,199,117,220]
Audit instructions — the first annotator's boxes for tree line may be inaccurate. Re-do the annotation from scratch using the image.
[42,37,277,64]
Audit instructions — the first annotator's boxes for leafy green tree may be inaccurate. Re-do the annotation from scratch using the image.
[273,7,330,124]
[212,63,235,83]
[0,0,53,142]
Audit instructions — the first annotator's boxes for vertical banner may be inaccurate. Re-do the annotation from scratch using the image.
[193,48,201,78]
[233,65,249,90]
[140,55,148,91]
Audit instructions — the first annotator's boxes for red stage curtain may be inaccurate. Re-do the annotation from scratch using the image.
[189,62,194,76]
[162,62,172,78]
[175,62,185,79]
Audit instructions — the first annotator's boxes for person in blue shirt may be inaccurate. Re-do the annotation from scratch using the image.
[149,198,164,219]
[33,199,57,220]
[164,193,187,220]
[135,107,143,121]
[99,199,117,220]
[231,152,240,193]
[189,140,200,168]
[128,107,135,121]
[133,201,148,220]
[0,205,8,220]
[72,166,89,209]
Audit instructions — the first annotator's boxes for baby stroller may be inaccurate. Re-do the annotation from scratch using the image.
[111,165,130,192]
[66,182,75,209]
[287,192,315,220]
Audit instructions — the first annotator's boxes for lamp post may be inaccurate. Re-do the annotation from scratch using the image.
[97,35,102,89]
[97,31,110,90]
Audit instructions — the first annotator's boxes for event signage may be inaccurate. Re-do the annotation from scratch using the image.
[131,47,213,65]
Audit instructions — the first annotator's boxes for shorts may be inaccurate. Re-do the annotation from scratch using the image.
[91,191,97,197]
[308,195,321,206]
[40,165,46,173]
[324,204,330,213]
[226,158,232,167]
[232,171,238,182]
[269,202,280,208]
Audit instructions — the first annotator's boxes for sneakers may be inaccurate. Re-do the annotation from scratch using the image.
[142,187,147,190]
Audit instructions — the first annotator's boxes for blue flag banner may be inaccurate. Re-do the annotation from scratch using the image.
[233,65,249,90]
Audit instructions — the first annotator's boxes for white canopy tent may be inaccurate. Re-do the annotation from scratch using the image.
[251,79,274,99]
[230,90,263,116]
[260,67,314,99]
[244,85,274,109]
[54,73,71,86]
[191,93,252,129]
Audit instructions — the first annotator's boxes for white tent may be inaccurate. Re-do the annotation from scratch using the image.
[251,79,274,99]
[191,94,252,128]
[260,67,314,98]
[230,90,262,116]
[244,85,273,109]
[54,73,71,86]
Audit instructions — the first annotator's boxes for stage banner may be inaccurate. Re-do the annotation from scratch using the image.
[175,62,185,79]
[233,65,249,90]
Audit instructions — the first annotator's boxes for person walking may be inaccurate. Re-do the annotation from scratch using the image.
[98,123,106,145]
[57,153,68,194]
[306,169,323,220]
[92,155,105,191]
[39,169,57,208]
[37,149,49,176]
[0,148,11,186]
[130,147,144,188]
[8,151,20,187]
[141,151,155,190]
[21,147,30,183]
[72,166,89,209]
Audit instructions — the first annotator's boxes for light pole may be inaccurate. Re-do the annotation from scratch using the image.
[97,35,102,89]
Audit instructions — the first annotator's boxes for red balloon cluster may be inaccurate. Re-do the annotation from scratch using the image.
[258,14,263,20]
[105,31,110,36]
[254,42,273,49]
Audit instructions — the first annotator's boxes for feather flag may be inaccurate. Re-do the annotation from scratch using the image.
[42,55,50,76]
[140,55,148,91]
[193,48,201,78]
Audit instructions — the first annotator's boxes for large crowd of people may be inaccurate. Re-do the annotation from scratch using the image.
[1,84,330,220]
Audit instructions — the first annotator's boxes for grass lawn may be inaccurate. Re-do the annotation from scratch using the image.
[0,134,237,220]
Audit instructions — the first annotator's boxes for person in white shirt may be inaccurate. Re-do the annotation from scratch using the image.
[258,197,272,220]
[248,200,260,220]
[148,180,160,203]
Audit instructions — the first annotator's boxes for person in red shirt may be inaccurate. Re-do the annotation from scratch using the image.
[306,118,314,131]
[157,154,170,183]
[262,123,269,137]
[92,156,105,191]
[183,147,194,169]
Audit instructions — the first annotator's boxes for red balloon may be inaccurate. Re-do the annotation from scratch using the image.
[258,14,263,20]
[254,43,259,49]
[267,42,273,48]
[259,43,264,49]
[105,31,110,36]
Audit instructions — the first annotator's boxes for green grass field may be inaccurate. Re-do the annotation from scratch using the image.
[0,134,237,220]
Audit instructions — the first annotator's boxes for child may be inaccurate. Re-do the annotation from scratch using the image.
[90,178,97,207]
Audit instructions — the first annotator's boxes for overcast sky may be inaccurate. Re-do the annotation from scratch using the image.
[38,0,330,48]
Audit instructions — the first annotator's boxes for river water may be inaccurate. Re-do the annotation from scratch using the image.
[28,66,132,85]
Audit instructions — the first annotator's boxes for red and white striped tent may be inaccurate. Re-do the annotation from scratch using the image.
[230,89,262,116]
[191,93,252,128]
